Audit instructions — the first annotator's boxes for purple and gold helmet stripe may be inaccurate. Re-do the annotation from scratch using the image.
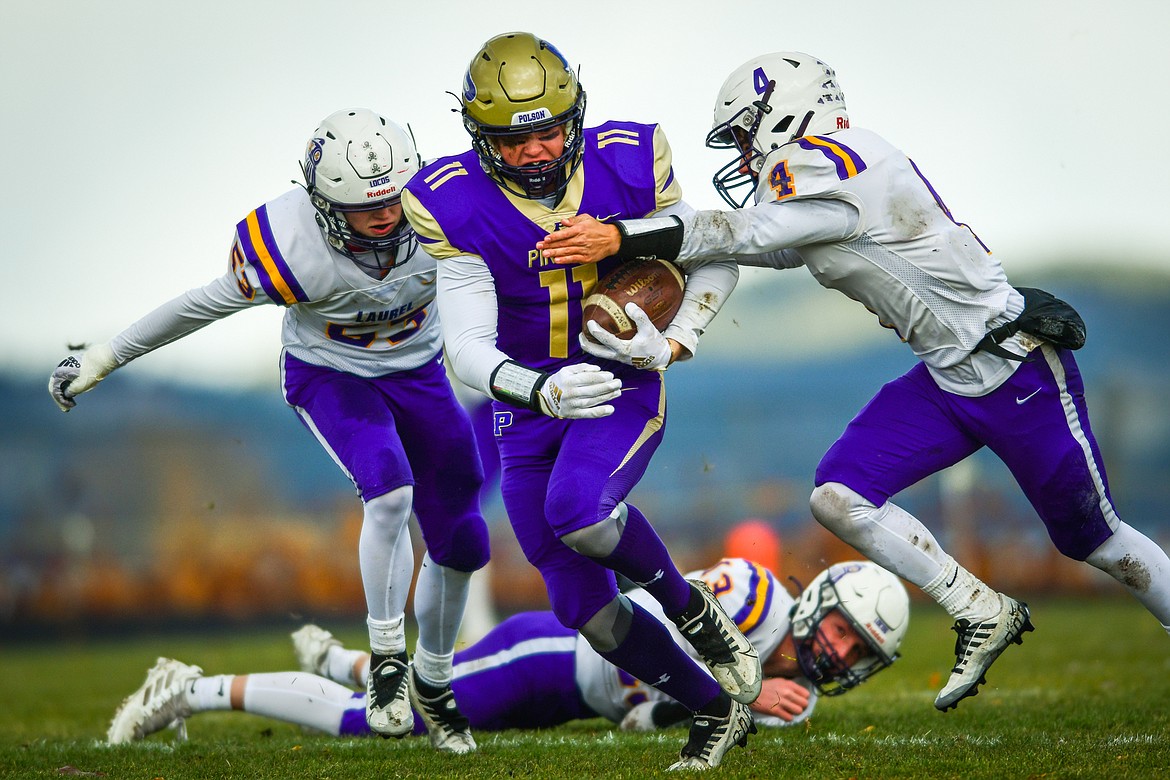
[732,561,777,634]
[236,205,309,306]
[797,136,867,181]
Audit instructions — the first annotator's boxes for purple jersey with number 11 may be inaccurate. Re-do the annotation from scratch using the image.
[405,121,675,373]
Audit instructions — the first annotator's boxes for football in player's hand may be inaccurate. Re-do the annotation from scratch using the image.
[582,258,685,341]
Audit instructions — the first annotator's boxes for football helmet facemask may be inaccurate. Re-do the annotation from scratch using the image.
[790,560,909,696]
[461,32,586,200]
[301,108,421,273]
[707,52,849,208]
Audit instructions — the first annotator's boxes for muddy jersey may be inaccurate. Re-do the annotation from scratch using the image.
[404,121,680,373]
[746,128,1026,395]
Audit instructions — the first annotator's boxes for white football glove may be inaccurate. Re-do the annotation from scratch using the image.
[580,302,672,371]
[48,342,118,412]
[537,364,622,419]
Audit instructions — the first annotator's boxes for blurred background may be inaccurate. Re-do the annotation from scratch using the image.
[2,0,1168,639]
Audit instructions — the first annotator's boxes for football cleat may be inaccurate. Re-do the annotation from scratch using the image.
[366,651,413,737]
[673,580,763,704]
[291,624,341,677]
[107,657,202,744]
[935,595,1034,711]
[667,698,756,771]
[408,669,476,754]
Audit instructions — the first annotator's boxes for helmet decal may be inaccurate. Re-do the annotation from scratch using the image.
[753,67,770,95]
[303,137,325,187]
[540,39,571,71]
[462,70,478,103]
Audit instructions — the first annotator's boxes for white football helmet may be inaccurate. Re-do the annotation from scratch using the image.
[791,560,909,696]
[301,108,421,271]
[707,52,849,208]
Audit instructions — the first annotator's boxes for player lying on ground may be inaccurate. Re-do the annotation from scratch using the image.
[108,558,908,744]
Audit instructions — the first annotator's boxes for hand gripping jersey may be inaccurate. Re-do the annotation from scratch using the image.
[753,128,1025,395]
[574,557,812,726]
[404,121,681,372]
[229,187,441,376]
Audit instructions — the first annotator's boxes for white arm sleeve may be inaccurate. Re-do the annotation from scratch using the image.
[436,254,510,396]
[107,274,257,365]
[679,198,859,266]
[652,200,739,359]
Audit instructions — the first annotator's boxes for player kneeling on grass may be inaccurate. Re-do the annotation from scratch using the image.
[107,559,908,747]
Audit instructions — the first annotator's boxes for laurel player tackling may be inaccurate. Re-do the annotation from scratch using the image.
[539,51,1170,712]
[48,109,489,752]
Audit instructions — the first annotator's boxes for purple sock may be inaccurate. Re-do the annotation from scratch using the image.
[598,599,723,711]
[598,504,692,616]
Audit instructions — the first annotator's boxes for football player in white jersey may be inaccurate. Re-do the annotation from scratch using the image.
[48,109,490,752]
[537,51,1170,712]
[105,559,909,744]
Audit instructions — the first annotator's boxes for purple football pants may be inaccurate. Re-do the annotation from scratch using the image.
[281,352,489,572]
[493,365,667,628]
[816,345,1118,560]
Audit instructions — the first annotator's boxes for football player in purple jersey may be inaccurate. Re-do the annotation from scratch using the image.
[106,559,909,745]
[539,51,1170,713]
[48,109,490,752]
[400,32,757,771]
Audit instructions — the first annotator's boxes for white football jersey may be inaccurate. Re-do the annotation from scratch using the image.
[575,557,814,727]
[109,187,442,377]
[686,128,1031,396]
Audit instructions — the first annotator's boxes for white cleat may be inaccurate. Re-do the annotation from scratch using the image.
[366,652,413,737]
[935,595,1034,711]
[408,668,477,754]
[673,580,762,704]
[667,698,755,771]
[291,624,341,677]
[107,657,202,745]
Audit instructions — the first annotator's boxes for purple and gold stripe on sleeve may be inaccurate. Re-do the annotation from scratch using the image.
[731,561,777,635]
[235,205,309,306]
[796,136,867,181]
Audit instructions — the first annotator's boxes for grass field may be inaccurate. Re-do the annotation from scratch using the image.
[2,598,1168,779]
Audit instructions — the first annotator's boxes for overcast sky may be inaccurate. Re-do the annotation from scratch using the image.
[4,0,1167,390]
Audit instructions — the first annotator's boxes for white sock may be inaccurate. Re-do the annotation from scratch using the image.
[413,643,455,688]
[324,645,368,687]
[367,614,406,657]
[187,675,233,712]
[413,553,472,660]
[241,673,356,735]
[922,559,1002,622]
[1085,521,1170,625]
[359,488,415,645]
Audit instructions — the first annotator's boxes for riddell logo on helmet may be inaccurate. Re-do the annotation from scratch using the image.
[837,117,850,129]
[366,187,397,199]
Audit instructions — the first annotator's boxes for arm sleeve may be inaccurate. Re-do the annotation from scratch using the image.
[651,200,739,360]
[435,254,510,396]
[107,274,258,365]
[679,198,859,265]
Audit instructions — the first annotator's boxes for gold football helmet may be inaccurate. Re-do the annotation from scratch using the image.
[461,32,586,199]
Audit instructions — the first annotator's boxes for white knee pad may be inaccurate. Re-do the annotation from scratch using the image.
[810,482,867,538]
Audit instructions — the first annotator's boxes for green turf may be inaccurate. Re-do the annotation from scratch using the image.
[2,599,1168,778]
